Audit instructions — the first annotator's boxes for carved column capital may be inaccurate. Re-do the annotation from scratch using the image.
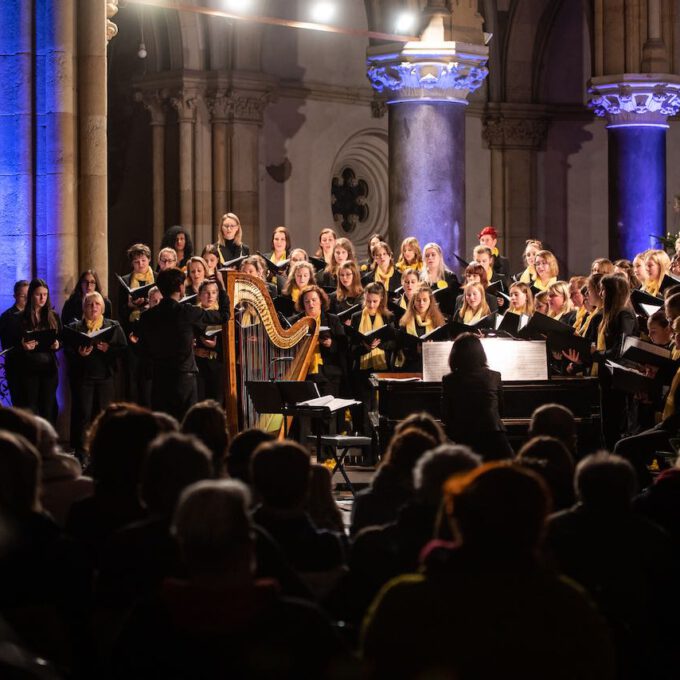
[135,90,167,126]
[106,1,119,42]
[232,94,268,124]
[482,115,549,150]
[169,90,199,122]
[206,91,233,123]
[587,75,680,127]
[366,9,489,104]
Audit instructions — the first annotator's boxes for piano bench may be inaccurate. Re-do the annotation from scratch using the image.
[306,435,373,497]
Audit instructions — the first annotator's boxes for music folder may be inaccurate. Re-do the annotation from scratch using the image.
[308,256,327,271]
[63,324,115,349]
[296,395,360,413]
[386,299,406,323]
[345,322,395,344]
[398,324,451,348]
[620,336,677,377]
[336,304,361,323]
[116,274,154,301]
[519,312,573,340]
[218,254,249,271]
[494,312,526,337]
[605,360,662,397]
[23,328,58,351]
[631,289,663,316]
[660,272,680,295]
[432,285,458,316]
[257,252,290,275]
[545,330,592,360]
[450,313,497,338]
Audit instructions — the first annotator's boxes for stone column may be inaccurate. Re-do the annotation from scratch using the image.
[170,91,198,239]
[138,91,167,254]
[366,5,489,263]
[231,94,267,250]
[483,109,548,267]
[588,75,680,259]
[35,0,78,303]
[0,0,34,311]
[208,91,232,240]
[77,0,111,290]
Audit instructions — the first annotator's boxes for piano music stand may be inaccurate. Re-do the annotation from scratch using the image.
[245,381,296,438]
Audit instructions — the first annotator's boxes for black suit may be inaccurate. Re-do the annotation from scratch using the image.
[137,290,229,420]
[441,368,513,460]
[0,304,24,404]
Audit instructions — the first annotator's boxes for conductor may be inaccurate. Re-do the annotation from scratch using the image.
[136,268,230,419]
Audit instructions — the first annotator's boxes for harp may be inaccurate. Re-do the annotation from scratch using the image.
[223,270,318,435]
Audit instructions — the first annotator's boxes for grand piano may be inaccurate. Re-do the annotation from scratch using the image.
[369,373,602,455]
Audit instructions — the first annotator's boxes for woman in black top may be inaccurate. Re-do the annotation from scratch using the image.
[61,270,112,326]
[330,261,364,318]
[161,225,193,269]
[65,291,127,456]
[441,332,513,460]
[15,278,62,424]
[216,212,250,265]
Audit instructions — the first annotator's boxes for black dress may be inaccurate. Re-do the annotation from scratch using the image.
[64,319,127,454]
[441,367,513,460]
[217,240,250,265]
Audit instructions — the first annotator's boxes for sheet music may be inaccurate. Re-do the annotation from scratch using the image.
[423,338,548,382]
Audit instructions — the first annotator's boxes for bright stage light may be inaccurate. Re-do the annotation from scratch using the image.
[224,0,253,12]
[395,12,416,34]
[310,2,335,23]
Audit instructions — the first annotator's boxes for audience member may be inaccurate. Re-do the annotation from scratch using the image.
[306,463,346,535]
[362,463,616,679]
[225,427,275,486]
[393,411,447,445]
[528,403,578,456]
[350,428,437,536]
[181,399,230,476]
[545,453,678,679]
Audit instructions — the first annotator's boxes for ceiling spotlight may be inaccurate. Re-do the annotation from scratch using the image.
[395,12,416,34]
[311,2,335,23]
[137,41,147,59]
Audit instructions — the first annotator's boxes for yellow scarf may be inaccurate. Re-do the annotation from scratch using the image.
[399,295,408,310]
[129,268,155,322]
[272,251,287,264]
[396,259,423,273]
[463,307,484,324]
[375,265,395,290]
[591,322,606,377]
[406,314,435,337]
[85,316,104,333]
[308,315,324,375]
[436,280,448,290]
[291,287,301,304]
[533,276,556,292]
[359,309,387,370]
[578,309,600,338]
[572,306,587,333]
[519,266,536,285]
[663,366,680,421]
[672,345,680,361]
[485,267,494,282]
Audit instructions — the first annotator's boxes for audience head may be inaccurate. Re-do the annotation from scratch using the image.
[448,332,488,373]
[394,411,447,445]
[88,404,162,495]
[413,444,481,507]
[152,411,180,433]
[182,400,230,477]
[173,479,254,575]
[142,433,213,517]
[517,436,575,511]
[575,452,637,512]
[0,432,41,518]
[382,428,437,486]
[251,440,310,511]
[0,407,40,449]
[528,403,577,454]
[226,428,275,484]
[444,463,551,557]
[305,463,344,533]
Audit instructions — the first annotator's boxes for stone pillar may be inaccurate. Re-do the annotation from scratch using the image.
[366,5,489,263]
[208,91,232,241]
[231,94,267,250]
[77,0,111,291]
[483,109,548,267]
[138,91,167,254]
[170,91,198,239]
[35,0,78,303]
[0,1,34,311]
[588,75,680,259]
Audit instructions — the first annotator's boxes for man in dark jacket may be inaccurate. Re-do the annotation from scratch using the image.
[0,280,29,404]
[137,268,229,420]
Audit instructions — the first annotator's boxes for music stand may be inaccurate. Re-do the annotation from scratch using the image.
[246,380,292,438]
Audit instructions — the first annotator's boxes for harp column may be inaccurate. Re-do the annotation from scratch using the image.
[366,4,489,264]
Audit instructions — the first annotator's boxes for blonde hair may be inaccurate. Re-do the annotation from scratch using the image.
[327,237,357,275]
[458,282,490,320]
[523,239,543,266]
[185,256,210,288]
[396,237,423,270]
[400,284,445,329]
[82,291,105,316]
[421,243,448,284]
[534,250,559,278]
[283,261,315,296]
[509,282,534,316]
[218,212,243,247]
[644,249,671,288]
[546,280,574,318]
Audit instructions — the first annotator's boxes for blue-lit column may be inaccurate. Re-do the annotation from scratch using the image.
[0,0,34,311]
[366,9,489,264]
[589,76,680,260]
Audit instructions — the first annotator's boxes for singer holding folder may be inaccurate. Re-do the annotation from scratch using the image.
[15,278,61,424]
[64,291,127,457]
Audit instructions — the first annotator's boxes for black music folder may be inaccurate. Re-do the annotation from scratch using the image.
[495,312,527,338]
[308,256,327,271]
[116,274,154,301]
[660,272,680,295]
[345,322,395,344]
[605,361,662,398]
[631,289,663,316]
[397,324,451,348]
[450,313,497,338]
[258,253,290,275]
[23,328,58,351]
[218,254,249,271]
[519,312,573,340]
[336,304,361,323]
[63,324,115,349]
[545,331,592,360]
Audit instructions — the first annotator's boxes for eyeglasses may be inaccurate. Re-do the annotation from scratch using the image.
[224,224,238,230]
[160,258,176,264]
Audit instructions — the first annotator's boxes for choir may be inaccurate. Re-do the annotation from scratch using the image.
[3,214,680,463]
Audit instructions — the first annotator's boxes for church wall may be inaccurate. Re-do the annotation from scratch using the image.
[465,114,492,258]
